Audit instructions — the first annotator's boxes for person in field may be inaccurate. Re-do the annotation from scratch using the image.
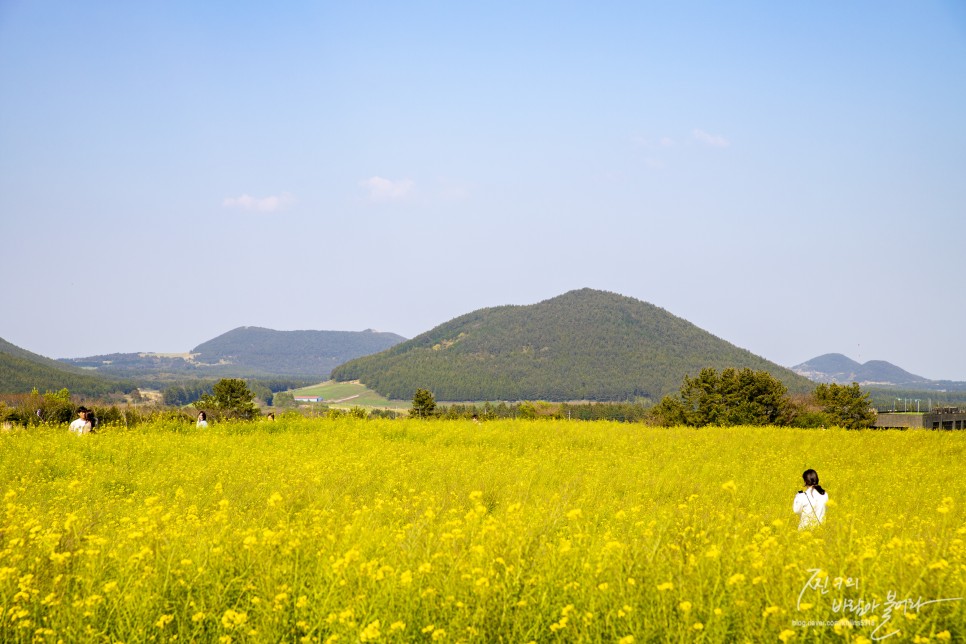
[69,407,93,435]
[793,469,827,529]
[196,411,208,428]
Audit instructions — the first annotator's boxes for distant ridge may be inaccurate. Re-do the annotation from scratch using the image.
[332,288,814,401]
[62,327,406,381]
[0,336,132,395]
[792,353,966,392]
[191,327,407,377]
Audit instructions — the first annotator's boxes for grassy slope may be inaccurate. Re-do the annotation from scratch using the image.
[292,380,410,409]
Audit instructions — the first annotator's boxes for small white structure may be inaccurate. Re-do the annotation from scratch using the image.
[294,395,324,403]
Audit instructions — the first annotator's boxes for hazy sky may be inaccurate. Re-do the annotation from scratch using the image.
[2,2,965,380]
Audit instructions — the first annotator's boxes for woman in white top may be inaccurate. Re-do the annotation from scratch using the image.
[793,469,828,529]
[197,411,208,428]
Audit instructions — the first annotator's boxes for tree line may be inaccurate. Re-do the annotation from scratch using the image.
[162,378,310,407]
[1,372,879,430]
[407,369,877,428]
[651,368,875,428]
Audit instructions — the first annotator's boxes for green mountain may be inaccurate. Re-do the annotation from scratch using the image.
[63,327,406,381]
[0,337,132,396]
[331,288,814,402]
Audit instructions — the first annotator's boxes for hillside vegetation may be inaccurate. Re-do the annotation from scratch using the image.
[332,289,814,401]
[0,337,133,396]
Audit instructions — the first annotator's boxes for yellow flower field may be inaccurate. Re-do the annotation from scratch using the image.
[1,418,963,642]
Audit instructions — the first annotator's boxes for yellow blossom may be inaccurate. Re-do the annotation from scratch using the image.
[221,609,248,630]
[359,620,381,642]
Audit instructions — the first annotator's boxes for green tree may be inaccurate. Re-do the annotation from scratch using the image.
[272,391,296,409]
[653,368,792,427]
[410,388,437,418]
[717,368,790,426]
[651,395,687,426]
[195,378,259,420]
[814,382,876,429]
[517,401,537,420]
[680,368,723,426]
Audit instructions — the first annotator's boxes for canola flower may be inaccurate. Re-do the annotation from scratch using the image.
[0,418,963,641]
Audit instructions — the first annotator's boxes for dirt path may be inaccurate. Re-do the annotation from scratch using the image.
[328,394,361,404]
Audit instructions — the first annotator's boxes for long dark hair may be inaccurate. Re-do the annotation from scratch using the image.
[802,469,826,495]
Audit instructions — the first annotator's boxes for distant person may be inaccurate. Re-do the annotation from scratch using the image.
[793,469,828,529]
[196,411,208,428]
[69,407,93,435]
[266,412,275,421]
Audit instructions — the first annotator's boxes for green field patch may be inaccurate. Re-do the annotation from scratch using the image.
[291,380,409,409]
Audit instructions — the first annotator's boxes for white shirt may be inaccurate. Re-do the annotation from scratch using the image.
[794,487,828,529]
[69,418,91,435]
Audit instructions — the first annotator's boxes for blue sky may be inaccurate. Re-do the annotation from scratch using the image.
[2,1,965,380]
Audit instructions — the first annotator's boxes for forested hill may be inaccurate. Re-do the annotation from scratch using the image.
[189,327,407,378]
[331,289,814,402]
[0,337,133,396]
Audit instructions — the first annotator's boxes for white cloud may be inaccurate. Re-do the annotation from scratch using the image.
[692,129,730,148]
[359,176,415,202]
[222,192,295,212]
[659,136,675,147]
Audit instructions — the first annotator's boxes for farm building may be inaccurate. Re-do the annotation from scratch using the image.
[294,395,324,403]
[875,407,966,429]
